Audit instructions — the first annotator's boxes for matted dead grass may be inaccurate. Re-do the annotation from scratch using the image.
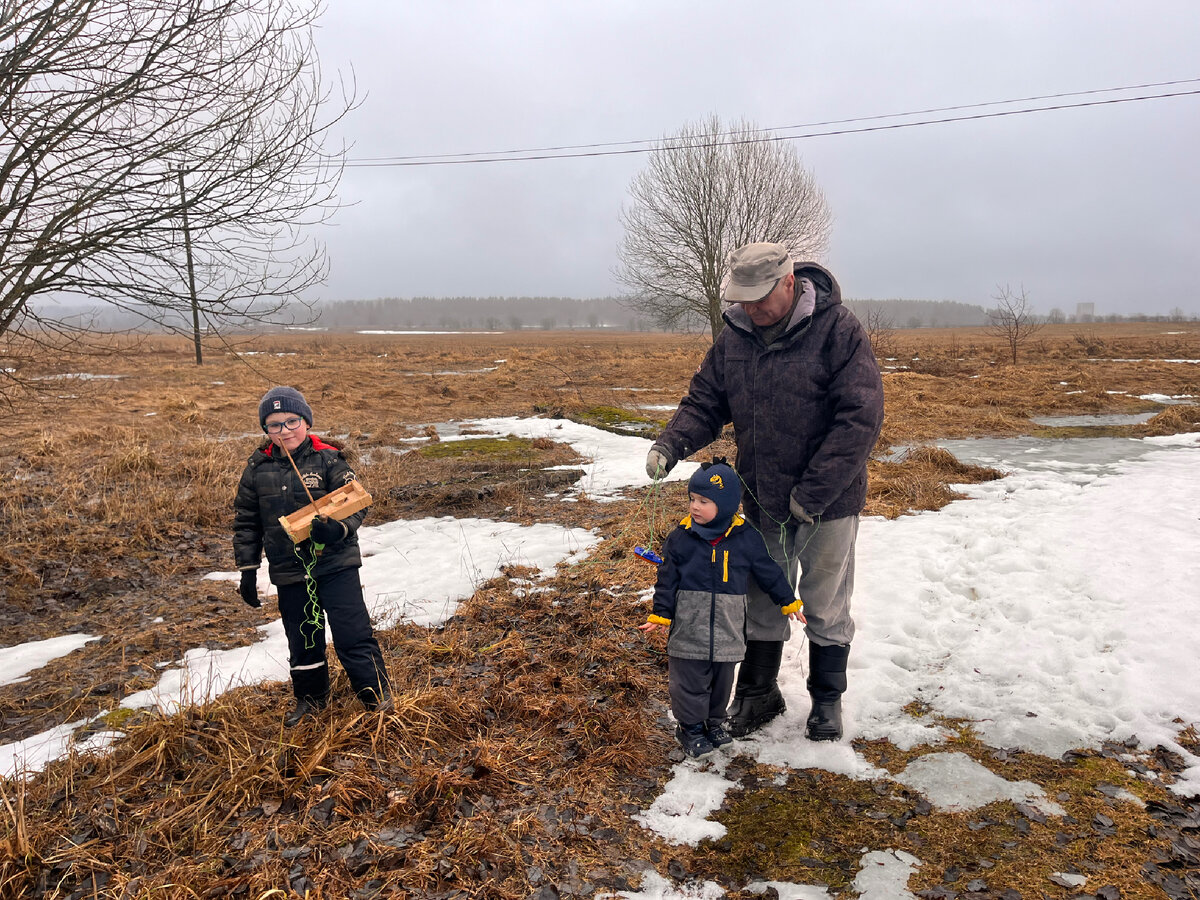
[1,324,1198,898]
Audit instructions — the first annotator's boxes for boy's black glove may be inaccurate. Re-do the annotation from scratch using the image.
[309,515,347,546]
[239,570,261,608]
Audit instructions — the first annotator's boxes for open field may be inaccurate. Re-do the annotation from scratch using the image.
[1,323,1199,899]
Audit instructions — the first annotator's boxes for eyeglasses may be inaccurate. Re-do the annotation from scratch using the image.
[265,416,304,434]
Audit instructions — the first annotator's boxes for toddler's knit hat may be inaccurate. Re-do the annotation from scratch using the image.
[687,458,741,532]
[258,386,313,431]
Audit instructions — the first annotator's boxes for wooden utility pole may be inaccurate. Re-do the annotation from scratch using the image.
[176,167,202,365]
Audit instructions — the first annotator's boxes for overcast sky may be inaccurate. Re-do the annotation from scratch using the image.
[310,2,1200,316]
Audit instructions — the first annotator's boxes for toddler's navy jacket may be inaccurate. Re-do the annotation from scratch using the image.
[649,515,798,662]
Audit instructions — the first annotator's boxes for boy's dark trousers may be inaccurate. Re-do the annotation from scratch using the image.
[668,657,736,727]
[276,567,389,704]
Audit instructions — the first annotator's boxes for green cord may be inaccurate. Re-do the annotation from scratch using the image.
[292,539,326,649]
[731,467,820,587]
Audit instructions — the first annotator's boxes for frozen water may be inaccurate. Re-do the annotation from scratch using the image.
[935,434,1164,470]
[1028,412,1157,427]
[894,751,1066,815]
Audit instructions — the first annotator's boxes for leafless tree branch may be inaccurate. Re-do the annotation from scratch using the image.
[615,115,832,340]
[0,0,351,370]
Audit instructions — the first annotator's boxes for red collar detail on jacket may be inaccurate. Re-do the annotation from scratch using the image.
[264,434,333,457]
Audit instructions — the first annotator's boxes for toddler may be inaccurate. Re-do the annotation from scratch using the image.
[639,459,803,757]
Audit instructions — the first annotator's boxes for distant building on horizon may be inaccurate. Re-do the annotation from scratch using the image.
[1076,302,1095,323]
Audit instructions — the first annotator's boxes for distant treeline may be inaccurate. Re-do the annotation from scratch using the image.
[39,295,1192,334]
[313,296,658,332]
[314,295,990,332]
[842,299,986,329]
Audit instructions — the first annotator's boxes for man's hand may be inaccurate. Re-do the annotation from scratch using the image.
[310,515,347,545]
[789,495,816,526]
[645,444,675,480]
[239,569,261,608]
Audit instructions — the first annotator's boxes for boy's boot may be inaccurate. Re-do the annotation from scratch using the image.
[805,642,850,741]
[705,719,733,749]
[285,666,330,727]
[361,686,394,713]
[727,640,786,738]
[674,722,715,758]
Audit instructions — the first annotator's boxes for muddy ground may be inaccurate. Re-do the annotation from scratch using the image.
[1,323,1198,899]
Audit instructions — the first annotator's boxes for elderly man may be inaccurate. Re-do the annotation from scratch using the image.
[646,242,884,741]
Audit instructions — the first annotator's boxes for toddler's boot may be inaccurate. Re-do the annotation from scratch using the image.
[706,719,734,749]
[674,722,715,758]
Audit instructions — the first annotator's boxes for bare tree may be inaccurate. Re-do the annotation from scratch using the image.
[862,305,895,364]
[986,284,1044,364]
[0,0,350,367]
[616,115,832,340]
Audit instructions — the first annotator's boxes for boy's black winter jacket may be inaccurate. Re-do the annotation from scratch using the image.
[233,436,367,585]
[651,516,797,663]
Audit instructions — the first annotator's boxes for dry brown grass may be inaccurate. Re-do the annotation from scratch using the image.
[1,323,1198,898]
[0,573,678,898]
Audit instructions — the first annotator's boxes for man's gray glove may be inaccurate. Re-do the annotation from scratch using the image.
[239,569,261,608]
[789,495,816,526]
[645,444,676,480]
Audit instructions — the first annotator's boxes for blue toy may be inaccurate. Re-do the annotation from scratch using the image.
[634,545,664,565]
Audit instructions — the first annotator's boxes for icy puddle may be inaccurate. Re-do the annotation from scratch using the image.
[1028,411,1157,427]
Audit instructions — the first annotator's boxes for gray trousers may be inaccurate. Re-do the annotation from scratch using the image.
[746,514,859,647]
[668,657,737,726]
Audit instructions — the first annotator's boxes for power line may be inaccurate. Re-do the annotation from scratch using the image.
[344,79,1200,169]
[349,77,1200,163]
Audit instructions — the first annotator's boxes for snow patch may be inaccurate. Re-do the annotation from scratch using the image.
[894,752,1065,815]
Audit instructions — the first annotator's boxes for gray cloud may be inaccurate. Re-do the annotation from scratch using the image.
[312,1,1200,315]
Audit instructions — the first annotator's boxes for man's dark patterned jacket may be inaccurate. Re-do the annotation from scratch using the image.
[654,262,885,530]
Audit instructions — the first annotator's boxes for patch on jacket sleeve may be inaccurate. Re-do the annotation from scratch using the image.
[341,470,356,485]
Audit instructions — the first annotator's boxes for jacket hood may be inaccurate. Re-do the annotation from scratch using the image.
[680,512,745,538]
[253,434,339,463]
[723,260,842,336]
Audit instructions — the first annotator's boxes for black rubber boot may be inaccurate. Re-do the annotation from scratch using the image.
[286,666,330,727]
[727,640,786,738]
[362,687,394,713]
[805,642,850,741]
[284,695,328,728]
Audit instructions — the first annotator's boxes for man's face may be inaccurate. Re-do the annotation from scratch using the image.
[734,272,795,327]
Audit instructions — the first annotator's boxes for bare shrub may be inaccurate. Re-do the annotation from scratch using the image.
[1072,328,1106,356]
[986,284,1044,364]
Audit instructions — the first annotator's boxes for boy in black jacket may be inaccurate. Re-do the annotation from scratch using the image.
[233,386,390,726]
[639,460,803,758]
